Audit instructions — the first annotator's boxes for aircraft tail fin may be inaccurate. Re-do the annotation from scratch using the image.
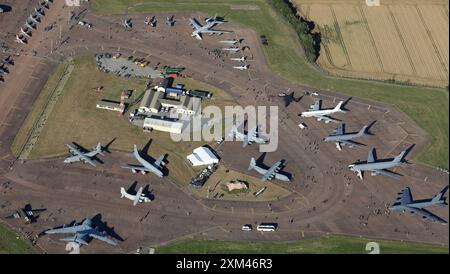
[431,186,449,205]
[358,125,369,136]
[120,187,127,198]
[334,101,345,112]
[393,150,407,163]
[248,158,256,171]
[95,143,104,156]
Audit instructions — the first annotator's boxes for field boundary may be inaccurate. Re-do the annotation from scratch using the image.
[15,58,74,161]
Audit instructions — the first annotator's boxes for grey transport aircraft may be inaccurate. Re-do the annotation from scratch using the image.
[349,148,408,180]
[165,15,176,26]
[122,144,165,178]
[249,158,290,182]
[64,143,105,167]
[389,186,448,224]
[229,124,268,147]
[324,123,372,151]
[44,218,117,246]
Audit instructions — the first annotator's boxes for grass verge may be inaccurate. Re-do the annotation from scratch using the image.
[91,0,449,169]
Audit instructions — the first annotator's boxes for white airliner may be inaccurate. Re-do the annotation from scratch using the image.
[300,100,346,123]
[120,186,151,206]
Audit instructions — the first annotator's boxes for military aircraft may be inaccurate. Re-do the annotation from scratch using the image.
[233,65,249,70]
[278,91,302,107]
[122,144,165,178]
[28,14,41,24]
[44,218,117,246]
[222,47,240,52]
[120,183,152,206]
[189,18,231,40]
[348,148,408,180]
[229,124,268,147]
[220,39,239,45]
[299,100,346,123]
[165,15,176,26]
[26,20,37,30]
[230,56,246,62]
[64,142,105,167]
[3,56,13,65]
[389,186,448,224]
[249,157,290,182]
[145,16,157,27]
[205,14,227,24]
[0,64,8,74]
[122,18,132,29]
[15,34,28,44]
[324,123,371,151]
[20,27,32,38]
[40,0,51,9]
[6,204,46,224]
[35,7,45,16]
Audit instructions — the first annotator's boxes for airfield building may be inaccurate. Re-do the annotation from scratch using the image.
[96,99,124,113]
[143,115,183,134]
[187,146,220,166]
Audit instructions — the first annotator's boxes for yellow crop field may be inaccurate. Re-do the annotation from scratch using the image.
[294,0,449,87]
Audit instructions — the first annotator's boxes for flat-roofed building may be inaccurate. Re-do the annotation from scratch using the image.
[143,116,183,134]
[96,99,124,113]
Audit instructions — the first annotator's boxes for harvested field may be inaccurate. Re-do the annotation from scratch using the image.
[295,0,449,87]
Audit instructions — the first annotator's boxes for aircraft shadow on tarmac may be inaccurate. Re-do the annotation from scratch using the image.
[0,4,12,12]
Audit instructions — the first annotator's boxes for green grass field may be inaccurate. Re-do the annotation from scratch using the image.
[91,0,449,169]
[0,224,39,254]
[156,235,449,254]
[11,56,242,186]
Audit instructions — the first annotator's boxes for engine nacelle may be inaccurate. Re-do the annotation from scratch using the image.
[131,169,137,174]
[140,170,147,175]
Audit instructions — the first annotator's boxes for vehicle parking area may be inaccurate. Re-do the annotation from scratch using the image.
[0,2,448,253]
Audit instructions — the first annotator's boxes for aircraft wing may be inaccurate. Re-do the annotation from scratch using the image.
[334,124,344,135]
[189,18,202,30]
[133,145,152,167]
[310,100,321,111]
[45,224,88,234]
[122,164,150,172]
[408,207,447,224]
[262,161,282,181]
[373,169,402,180]
[340,140,365,147]
[88,230,117,245]
[395,187,413,205]
[134,187,143,206]
[316,115,341,123]
[202,29,230,34]
[65,154,96,167]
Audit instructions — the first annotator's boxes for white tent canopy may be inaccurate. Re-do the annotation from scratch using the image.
[187,146,219,166]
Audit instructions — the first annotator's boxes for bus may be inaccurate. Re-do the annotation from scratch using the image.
[256,223,277,232]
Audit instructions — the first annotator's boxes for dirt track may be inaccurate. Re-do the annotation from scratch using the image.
[0,1,448,253]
